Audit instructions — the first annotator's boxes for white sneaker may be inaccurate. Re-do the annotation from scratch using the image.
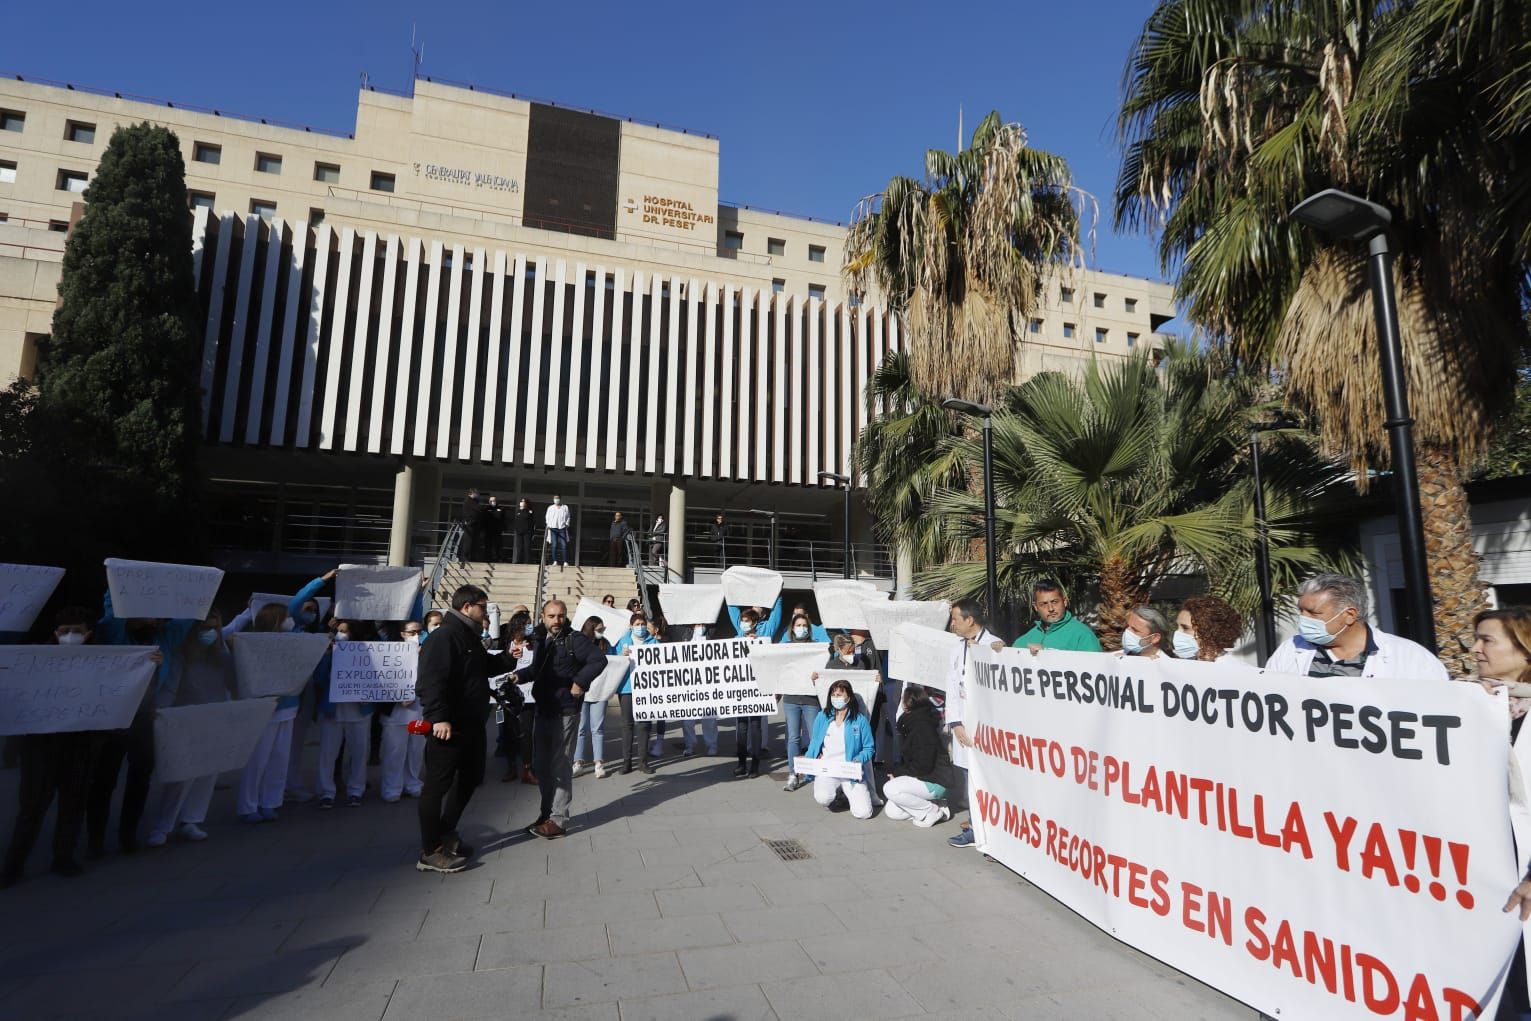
[178,823,208,842]
[783,773,801,792]
[145,831,168,848]
[594,762,609,779]
[571,761,590,778]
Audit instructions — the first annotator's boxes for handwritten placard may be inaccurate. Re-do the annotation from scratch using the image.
[813,580,886,629]
[0,564,66,632]
[888,623,963,686]
[330,640,418,702]
[105,558,223,620]
[154,697,276,783]
[746,643,825,698]
[860,599,950,649]
[231,632,331,699]
[721,566,783,609]
[795,758,862,782]
[0,646,157,735]
[333,565,420,621]
[657,584,725,626]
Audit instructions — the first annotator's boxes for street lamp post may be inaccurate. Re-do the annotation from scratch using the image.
[1290,189,1436,651]
[942,398,999,626]
[818,473,852,579]
[747,508,779,571]
[1249,425,1278,665]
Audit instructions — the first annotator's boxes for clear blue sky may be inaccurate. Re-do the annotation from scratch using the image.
[2,0,1166,281]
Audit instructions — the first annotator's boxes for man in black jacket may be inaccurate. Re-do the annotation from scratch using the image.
[414,584,492,873]
[514,599,604,839]
[458,488,482,563]
[480,495,506,563]
[511,498,536,564]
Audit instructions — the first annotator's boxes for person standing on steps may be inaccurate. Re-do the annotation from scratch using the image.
[607,511,632,567]
[458,487,482,563]
[546,495,572,570]
[512,497,536,564]
[415,585,493,874]
[480,495,505,563]
[707,513,729,568]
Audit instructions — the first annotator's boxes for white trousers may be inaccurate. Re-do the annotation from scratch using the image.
[379,724,425,801]
[813,775,873,819]
[150,774,216,837]
[237,716,294,815]
[882,775,947,826]
[317,717,370,799]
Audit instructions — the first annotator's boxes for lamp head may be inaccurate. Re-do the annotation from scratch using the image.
[817,472,850,487]
[1290,189,1391,242]
[941,397,993,417]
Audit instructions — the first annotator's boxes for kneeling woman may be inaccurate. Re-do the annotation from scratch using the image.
[882,685,953,827]
[805,679,876,819]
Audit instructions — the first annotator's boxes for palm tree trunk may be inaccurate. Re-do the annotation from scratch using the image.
[1417,445,1487,676]
[1097,556,1145,652]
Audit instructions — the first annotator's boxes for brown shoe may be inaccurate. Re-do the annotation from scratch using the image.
[533,819,567,839]
[520,765,538,786]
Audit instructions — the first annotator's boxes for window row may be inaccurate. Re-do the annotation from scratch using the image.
[188,191,329,226]
[0,108,94,142]
[190,142,392,191]
[1058,285,1140,315]
[1030,317,1141,347]
[0,159,92,194]
[722,229,827,264]
[0,210,70,232]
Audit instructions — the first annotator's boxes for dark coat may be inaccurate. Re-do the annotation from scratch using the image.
[896,701,955,790]
[481,504,505,536]
[512,507,536,536]
[416,610,492,728]
[517,627,605,716]
[609,518,632,541]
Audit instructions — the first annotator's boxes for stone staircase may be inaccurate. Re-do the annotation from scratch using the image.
[425,560,640,617]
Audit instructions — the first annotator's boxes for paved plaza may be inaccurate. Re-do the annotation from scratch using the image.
[0,722,1252,1020]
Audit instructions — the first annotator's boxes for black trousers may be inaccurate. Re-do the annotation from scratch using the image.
[483,532,503,562]
[618,693,655,767]
[512,533,532,564]
[4,732,99,875]
[417,720,486,854]
[86,710,155,851]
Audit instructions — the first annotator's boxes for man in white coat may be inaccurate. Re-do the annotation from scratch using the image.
[1265,573,1448,682]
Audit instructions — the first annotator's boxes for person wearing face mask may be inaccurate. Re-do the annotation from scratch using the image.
[314,620,377,809]
[414,585,495,872]
[146,611,237,847]
[512,498,536,564]
[480,494,505,563]
[882,685,955,828]
[2,607,113,886]
[611,612,661,774]
[805,679,876,819]
[284,567,341,805]
[726,599,783,777]
[1173,596,1244,662]
[235,603,303,824]
[668,620,720,756]
[779,604,830,644]
[1265,573,1447,681]
[501,606,540,785]
[778,613,824,792]
[515,599,605,839]
[546,495,572,570]
[1118,606,1173,660]
[571,618,613,779]
[379,619,428,803]
[458,487,482,563]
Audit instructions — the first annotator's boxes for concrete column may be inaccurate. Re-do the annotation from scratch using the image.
[667,479,686,580]
[895,542,915,600]
[388,462,413,565]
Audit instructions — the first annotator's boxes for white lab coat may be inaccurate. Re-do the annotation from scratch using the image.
[545,503,571,530]
[1265,626,1449,682]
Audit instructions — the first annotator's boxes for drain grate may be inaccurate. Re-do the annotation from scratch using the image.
[764,838,812,861]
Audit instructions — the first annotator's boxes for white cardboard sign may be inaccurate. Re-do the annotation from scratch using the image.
[657,584,726,626]
[153,697,276,783]
[0,564,66,632]
[813,580,886,629]
[630,637,776,722]
[0,646,157,735]
[330,640,418,702]
[811,669,881,714]
[745,643,826,698]
[231,632,331,699]
[888,622,963,685]
[105,558,223,620]
[584,655,632,704]
[721,566,784,609]
[860,599,950,649]
[571,598,633,643]
[333,565,420,621]
[795,758,863,782]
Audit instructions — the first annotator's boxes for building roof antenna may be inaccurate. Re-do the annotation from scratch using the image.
[410,24,425,97]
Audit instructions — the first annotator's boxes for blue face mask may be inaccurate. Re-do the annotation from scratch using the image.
[1172,631,1200,659]
[633,626,649,639]
[296,610,316,627]
[1298,610,1347,647]
[830,696,849,711]
[417,633,428,646]
[1121,629,1146,654]
[196,629,219,647]
[524,624,536,637]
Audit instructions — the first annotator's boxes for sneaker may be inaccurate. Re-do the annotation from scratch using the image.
[345,795,362,808]
[526,816,549,835]
[783,774,801,792]
[416,849,467,874]
[948,827,976,849]
[682,747,694,758]
[532,819,567,839]
[178,823,209,842]
[238,812,263,824]
[318,798,335,810]
[594,762,609,779]
[648,742,662,758]
[571,761,591,778]
[520,765,539,786]
[639,763,654,774]
[49,858,84,878]
[443,833,475,858]
[733,761,749,778]
[258,807,279,822]
[145,831,168,848]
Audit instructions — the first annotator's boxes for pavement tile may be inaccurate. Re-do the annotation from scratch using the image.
[476,923,610,968]
[594,863,699,895]
[165,948,341,1001]
[370,876,496,913]
[543,951,688,1007]
[588,829,677,851]
[135,921,300,963]
[3,964,194,1018]
[221,979,397,1020]
[245,889,384,923]
[607,914,734,957]
[722,902,846,944]
[281,910,426,951]
[676,939,819,990]
[897,952,1063,1011]
[796,927,940,974]
[751,875,867,908]
[617,984,778,1021]
[383,964,542,1019]
[656,883,767,917]
[326,935,481,984]
[417,898,546,938]
[762,967,924,1019]
[543,890,659,928]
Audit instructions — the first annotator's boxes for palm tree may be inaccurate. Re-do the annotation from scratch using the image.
[914,346,1355,646]
[843,111,1084,402]
[1116,0,1531,672]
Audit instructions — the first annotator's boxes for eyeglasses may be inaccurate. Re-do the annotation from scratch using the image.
[402,630,422,636]
[471,601,489,609]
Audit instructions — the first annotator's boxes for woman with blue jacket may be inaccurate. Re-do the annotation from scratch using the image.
[611,611,661,774]
[805,678,876,819]
[778,612,823,793]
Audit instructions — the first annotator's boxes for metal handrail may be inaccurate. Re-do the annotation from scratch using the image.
[533,528,551,613]
[425,521,464,608]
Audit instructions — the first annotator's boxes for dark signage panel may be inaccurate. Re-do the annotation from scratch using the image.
[523,104,620,239]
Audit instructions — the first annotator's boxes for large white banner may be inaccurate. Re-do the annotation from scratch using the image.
[746,643,826,698]
[154,698,276,783]
[105,558,223,620]
[330,640,418,702]
[571,598,632,643]
[657,584,725,626]
[963,645,1520,1019]
[0,564,66,632]
[861,599,950,649]
[0,646,157,735]
[231,632,331,699]
[333,565,420,621]
[813,580,886,629]
[631,637,777,722]
[584,655,632,704]
[721,566,783,609]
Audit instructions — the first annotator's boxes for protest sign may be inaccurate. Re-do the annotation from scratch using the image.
[0,564,66,632]
[154,698,276,783]
[888,623,962,685]
[250,592,331,619]
[231,632,331,699]
[860,599,950,649]
[960,643,1519,1019]
[330,641,418,702]
[105,558,223,620]
[812,669,881,714]
[795,758,862,782]
[333,565,421,621]
[813,580,886,629]
[721,566,783,609]
[571,598,632,642]
[745,643,824,698]
[584,655,632,704]
[657,584,725,626]
[631,637,777,722]
[0,646,157,735]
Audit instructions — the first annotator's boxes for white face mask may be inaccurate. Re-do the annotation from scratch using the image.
[741,621,755,634]
[793,626,809,639]
[1172,631,1200,659]
[692,626,707,640]
[57,632,87,646]
[830,696,849,711]
[839,653,855,664]
[594,629,605,641]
